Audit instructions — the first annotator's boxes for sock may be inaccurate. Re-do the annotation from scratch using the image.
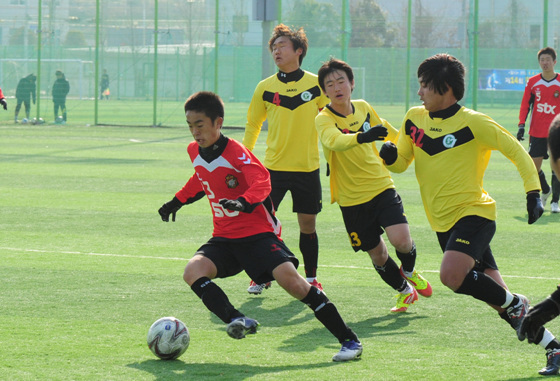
[501,293,516,309]
[374,256,407,291]
[552,171,560,203]
[455,270,509,306]
[301,286,358,343]
[541,329,559,349]
[540,170,551,194]
[300,232,319,278]
[190,277,243,324]
[396,241,417,275]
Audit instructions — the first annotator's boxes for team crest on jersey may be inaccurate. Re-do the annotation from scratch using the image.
[225,174,239,188]
[442,134,458,148]
[363,121,371,131]
[301,91,313,102]
[555,91,560,98]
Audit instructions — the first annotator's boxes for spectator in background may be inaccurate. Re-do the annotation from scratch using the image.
[14,74,36,123]
[517,47,560,213]
[100,69,110,100]
[52,70,70,123]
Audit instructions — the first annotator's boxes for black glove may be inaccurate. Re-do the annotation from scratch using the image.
[219,198,247,212]
[379,141,398,165]
[357,124,388,144]
[158,196,184,222]
[521,291,560,344]
[0,98,7,110]
[527,192,543,224]
[517,124,525,141]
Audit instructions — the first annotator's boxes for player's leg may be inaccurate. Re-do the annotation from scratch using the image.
[24,100,30,119]
[550,171,560,213]
[54,102,59,121]
[61,102,67,122]
[184,244,250,338]
[292,169,322,289]
[530,137,551,203]
[272,261,362,361]
[14,99,22,122]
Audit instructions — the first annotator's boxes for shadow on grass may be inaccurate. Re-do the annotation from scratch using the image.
[127,359,340,380]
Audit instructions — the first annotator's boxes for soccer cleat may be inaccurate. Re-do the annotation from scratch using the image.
[390,287,418,313]
[400,266,433,297]
[540,349,560,376]
[332,340,363,362]
[542,190,552,207]
[506,293,530,341]
[247,280,271,295]
[226,317,259,339]
[551,202,560,213]
[309,279,324,292]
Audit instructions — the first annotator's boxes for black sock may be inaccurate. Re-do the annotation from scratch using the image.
[300,232,319,278]
[396,242,417,274]
[374,256,407,291]
[552,171,560,203]
[540,170,551,194]
[190,277,243,324]
[455,270,507,306]
[547,338,560,351]
[301,286,358,343]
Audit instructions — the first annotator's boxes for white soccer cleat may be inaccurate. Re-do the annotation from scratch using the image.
[551,202,560,213]
[332,340,363,362]
[247,280,271,294]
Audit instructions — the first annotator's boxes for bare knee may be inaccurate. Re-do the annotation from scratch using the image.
[183,255,216,286]
[439,270,464,291]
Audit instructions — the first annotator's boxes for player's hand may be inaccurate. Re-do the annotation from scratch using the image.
[219,198,247,212]
[0,99,7,110]
[158,196,184,222]
[517,124,525,141]
[357,124,388,144]
[379,141,398,165]
[526,192,543,224]
[521,297,560,343]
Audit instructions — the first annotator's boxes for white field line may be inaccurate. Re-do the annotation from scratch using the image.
[2,246,560,281]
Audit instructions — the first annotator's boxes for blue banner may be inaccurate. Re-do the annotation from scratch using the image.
[479,69,540,91]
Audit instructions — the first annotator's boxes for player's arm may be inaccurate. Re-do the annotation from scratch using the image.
[517,81,534,140]
[315,113,362,151]
[158,176,205,222]
[380,118,415,173]
[243,82,267,151]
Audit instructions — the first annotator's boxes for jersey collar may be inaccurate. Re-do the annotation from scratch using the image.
[429,103,461,120]
[199,134,228,162]
[277,68,304,83]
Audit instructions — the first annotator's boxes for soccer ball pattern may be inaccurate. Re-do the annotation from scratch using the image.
[147,317,189,360]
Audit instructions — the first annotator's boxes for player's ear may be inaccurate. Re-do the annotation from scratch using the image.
[351,79,355,92]
[215,116,224,129]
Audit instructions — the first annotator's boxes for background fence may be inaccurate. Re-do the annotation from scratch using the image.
[0,0,558,127]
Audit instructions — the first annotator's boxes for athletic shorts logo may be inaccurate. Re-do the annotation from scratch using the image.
[225,174,239,189]
[301,91,313,102]
[443,134,458,149]
[455,238,470,245]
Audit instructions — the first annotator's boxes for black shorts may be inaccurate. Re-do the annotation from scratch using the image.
[340,189,408,252]
[436,215,498,271]
[194,233,299,284]
[268,169,322,214]
[529,136,549,159]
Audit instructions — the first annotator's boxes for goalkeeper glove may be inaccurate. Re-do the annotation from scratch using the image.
[379,141,398,165]
[357,124,388,144]
[516,124,525,141]
[219,198,248,212]
[526,192,543,224]
[0,98,7,110]
[158,196,184,222]
[521,288,560,344]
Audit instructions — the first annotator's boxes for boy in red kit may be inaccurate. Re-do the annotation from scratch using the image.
[0,86,7,110]
[518,47,560,212]
[158,91,362,362]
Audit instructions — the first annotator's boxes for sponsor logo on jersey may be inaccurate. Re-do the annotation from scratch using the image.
[225,174,239,188]
[286,88,297,92]
[301,91,313,102]
[349,120,359,127]
[430,127,442,132]
[536,102,557,114]
[442,134,458,148]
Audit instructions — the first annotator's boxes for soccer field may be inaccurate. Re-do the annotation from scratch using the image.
[1,114,559,380]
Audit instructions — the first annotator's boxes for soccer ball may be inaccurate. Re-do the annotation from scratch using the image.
[147,317,190,360]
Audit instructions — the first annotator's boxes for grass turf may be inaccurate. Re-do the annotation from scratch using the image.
[1,104,559,380]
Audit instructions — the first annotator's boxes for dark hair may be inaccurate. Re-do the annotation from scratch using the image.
[268,24,308,65]
[184,91,224,122]
[417,53,465,101]
[538,47,557,61]
[550,114,560,162]
[55,70,63,76]
[317,57,354,93]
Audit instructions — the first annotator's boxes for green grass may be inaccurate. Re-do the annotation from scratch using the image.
[1,105,559,380]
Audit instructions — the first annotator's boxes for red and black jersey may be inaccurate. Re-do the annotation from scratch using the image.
[519,74,560,138]
[175,135,281,239]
